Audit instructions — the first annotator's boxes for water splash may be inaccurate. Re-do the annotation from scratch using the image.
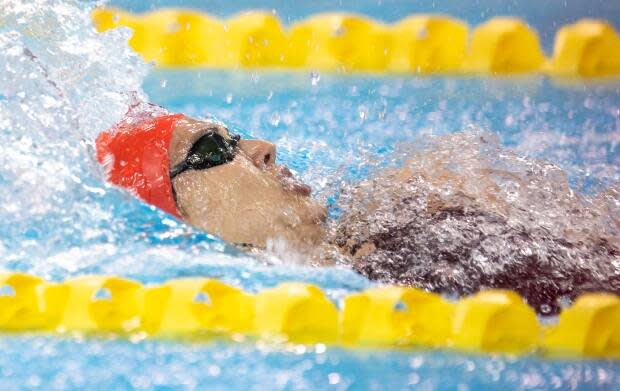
[330,130,620,313]
[0,0,234,278]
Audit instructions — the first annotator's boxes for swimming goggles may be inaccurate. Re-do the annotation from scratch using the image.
[170,130,240,179]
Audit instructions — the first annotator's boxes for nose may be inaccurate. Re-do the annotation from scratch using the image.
[238,139,277,168]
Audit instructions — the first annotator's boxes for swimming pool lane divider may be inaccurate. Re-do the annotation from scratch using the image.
[91,9,620,78]
[0,272,618,358]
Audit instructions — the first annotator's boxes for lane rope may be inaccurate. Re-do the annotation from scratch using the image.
[91,9,620,77]
[0,272,618,357]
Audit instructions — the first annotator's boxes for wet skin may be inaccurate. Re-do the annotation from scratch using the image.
[169,117,327,249]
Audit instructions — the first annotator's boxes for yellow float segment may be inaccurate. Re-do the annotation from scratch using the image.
[0,273,50,330]
[134,9,227,67]
[547,19,620,77]
[223,11,288,68]
[92,8,226,67]
[389,15,468,73]
[91,7,132,32]
[341,286,454,346]
[58,276,143,332]
[289,13,393,71]
[140,278,255,336]
[543,293,620,358]
[254,282,339,343]
[464,17,546,74]
[450,290,540,353]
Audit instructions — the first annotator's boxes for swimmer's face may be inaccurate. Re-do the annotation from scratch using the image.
[169,117,327,248]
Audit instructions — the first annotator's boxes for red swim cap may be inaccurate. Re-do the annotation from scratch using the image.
[96,113,185,218]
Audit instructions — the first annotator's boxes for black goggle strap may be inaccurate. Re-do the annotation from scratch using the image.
[169,160,189,180]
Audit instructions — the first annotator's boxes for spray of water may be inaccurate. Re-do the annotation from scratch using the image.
[0,0,244,279]
[330,130,620,314]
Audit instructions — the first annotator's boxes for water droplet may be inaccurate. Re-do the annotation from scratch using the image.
[208,365,221,377]
[334,26,346,37]
[408,373,420,385]
[328,373,341,385]
[358,106,368,121]
[417,27,428,40]
[409,356,424,369]
[557,295,572,309]
[167,22,181,33]
[310,71,321,86]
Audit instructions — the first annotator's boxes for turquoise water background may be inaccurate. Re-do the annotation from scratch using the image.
[1,0,620,389]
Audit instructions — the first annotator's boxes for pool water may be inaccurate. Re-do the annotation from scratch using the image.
[1,0,620,389]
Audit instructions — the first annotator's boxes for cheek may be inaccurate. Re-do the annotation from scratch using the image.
[173,160,280,216]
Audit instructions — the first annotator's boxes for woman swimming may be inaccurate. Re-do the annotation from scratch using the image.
[96,108,620,314]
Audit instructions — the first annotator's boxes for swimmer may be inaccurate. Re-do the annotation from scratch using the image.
[96,109,620,314]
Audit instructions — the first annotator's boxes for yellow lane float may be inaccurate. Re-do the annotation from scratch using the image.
[389,15,468,73]
[341,286,454,346]
[57,276,143,332]
[93,8,225,66]
[92,8,620,78]
[288,13,393,72]
[0,273,52,330]
[463,17,546,74]
[0,272,619,358]
[548,19,620,78]
[254,282,339,343]
[224,11,288,67]
[543,293,620,358]
[141,278,254,336]
[450,290,540,354]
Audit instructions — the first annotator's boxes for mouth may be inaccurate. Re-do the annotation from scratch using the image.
[276,165,312,197]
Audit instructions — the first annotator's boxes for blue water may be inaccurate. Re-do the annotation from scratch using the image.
[0,336,618,390]
[146,71,620,194]
[1,0,620,390]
